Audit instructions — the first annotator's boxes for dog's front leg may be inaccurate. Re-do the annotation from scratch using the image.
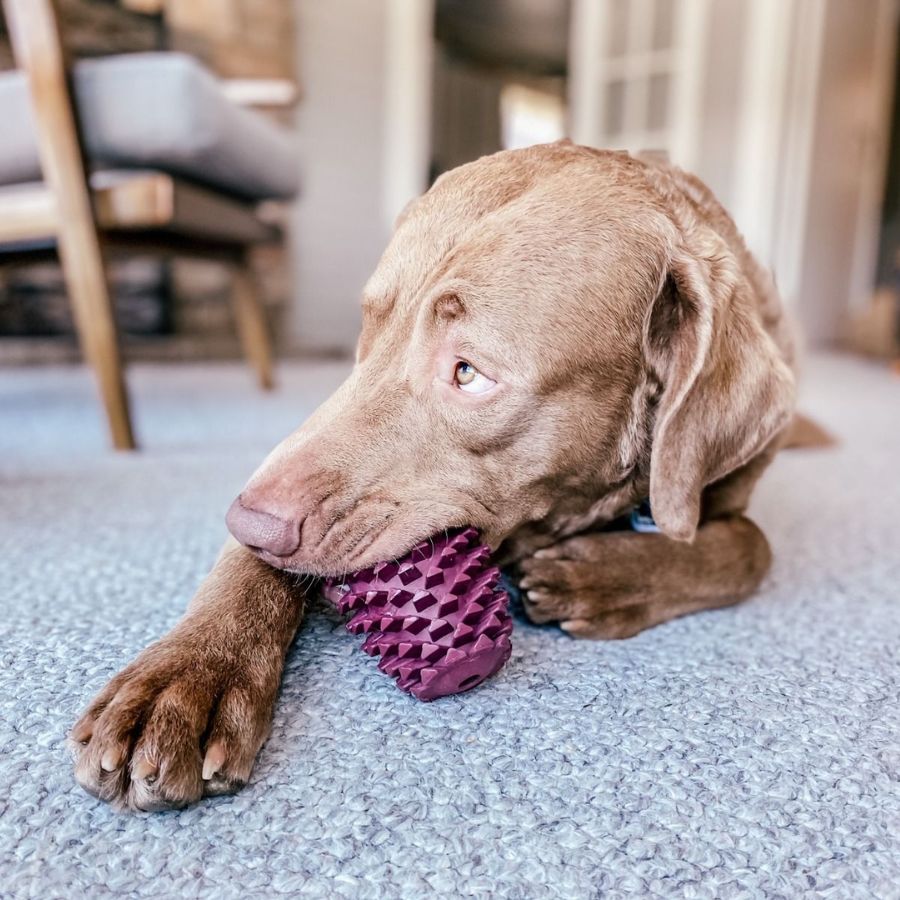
[518,517,772,639]
[71,541,306,811]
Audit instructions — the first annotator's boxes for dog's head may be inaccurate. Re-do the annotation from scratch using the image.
[228,143,794,575]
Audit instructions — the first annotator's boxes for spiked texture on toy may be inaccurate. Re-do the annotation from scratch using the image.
[322,527,513,701]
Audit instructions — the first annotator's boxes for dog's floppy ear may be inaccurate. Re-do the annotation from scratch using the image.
[644,229,795,541]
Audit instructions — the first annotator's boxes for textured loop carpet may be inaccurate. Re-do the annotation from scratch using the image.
[0,355,897,898]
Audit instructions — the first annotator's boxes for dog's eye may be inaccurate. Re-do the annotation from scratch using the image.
[453,360,495,394]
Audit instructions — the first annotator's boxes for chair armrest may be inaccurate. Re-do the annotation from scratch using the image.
[119,0,164,14]
[219,78,299,109]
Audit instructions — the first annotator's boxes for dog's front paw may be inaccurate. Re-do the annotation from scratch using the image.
[71,628,278,811]
[518,545,647,638]
[519,550,603,625]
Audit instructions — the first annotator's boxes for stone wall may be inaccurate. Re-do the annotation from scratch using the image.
[164,0,295,79]
[0,0,162,68]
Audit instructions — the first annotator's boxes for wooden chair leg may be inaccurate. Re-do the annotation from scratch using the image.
[58,227,135,450]
[6,0,135,450]
[232,261,275,390]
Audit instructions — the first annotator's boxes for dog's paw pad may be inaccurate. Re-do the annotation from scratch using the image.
[71,643,271,811]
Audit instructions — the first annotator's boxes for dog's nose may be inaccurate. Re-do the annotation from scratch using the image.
[226,494,301,558]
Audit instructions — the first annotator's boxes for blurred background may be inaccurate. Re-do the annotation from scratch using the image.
[0,0,898,435]
[4,5,900,891]
[300,0,900,358]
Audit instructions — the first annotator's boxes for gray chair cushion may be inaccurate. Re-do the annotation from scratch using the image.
[0,53,300,202]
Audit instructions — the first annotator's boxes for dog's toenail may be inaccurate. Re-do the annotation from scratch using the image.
[100,749,121,772]
[133,757,158,781]
[202,742,226,780]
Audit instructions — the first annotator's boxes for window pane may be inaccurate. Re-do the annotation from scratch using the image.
[500,84,566,150]
[647,72,670,130]
[652,0,677,50]
[606,0,629,57]
[605,79,626,137]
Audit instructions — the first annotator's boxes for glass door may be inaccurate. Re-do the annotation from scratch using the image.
[569,0,710,170]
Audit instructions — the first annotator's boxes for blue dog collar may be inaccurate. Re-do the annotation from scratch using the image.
[630,500,660,533]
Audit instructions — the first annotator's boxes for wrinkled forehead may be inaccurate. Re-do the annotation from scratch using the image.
[363,164,666,373]
[363,156,545,311]
[365,145,664,300]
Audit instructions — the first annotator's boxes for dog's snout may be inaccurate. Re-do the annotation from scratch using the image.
[226,494,301,558]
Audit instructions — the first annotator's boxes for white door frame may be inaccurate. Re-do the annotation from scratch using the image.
[730,0,827,307]
[568,0,712,173]
[382,0,434,230]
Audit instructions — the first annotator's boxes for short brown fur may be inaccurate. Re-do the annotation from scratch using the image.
[73,144,796,810]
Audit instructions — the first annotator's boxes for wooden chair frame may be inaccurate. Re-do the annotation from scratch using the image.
[1,0,279,449]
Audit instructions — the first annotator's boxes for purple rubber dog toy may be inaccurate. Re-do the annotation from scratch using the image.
[322,527,513,701]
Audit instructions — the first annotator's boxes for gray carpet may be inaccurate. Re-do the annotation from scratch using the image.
[1,354,898,899]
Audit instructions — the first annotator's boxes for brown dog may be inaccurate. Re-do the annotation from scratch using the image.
[72,142,796,810]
